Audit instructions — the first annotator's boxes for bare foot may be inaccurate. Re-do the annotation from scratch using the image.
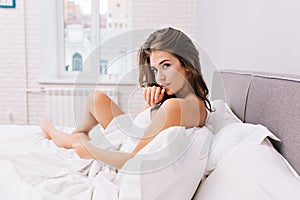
[39,118,57,139]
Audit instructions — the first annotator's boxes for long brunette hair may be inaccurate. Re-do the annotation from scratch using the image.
[138,27,212,112]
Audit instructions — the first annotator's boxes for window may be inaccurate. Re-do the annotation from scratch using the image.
[72,53,83,71]
[40,0,130,82]
[63,0,92,73]
[62,0,129,80]
[99,59,108,74]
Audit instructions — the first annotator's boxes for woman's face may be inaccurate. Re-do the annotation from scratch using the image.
[149,50,189,97]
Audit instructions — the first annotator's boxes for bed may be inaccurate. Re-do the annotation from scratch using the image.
[193,69,300,199]
[0,69,300,199]
[210,69,300,174]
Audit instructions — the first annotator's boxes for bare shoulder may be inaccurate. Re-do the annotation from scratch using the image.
[161,95,201,111]
[160,98,183,110]
[161,96,207,127]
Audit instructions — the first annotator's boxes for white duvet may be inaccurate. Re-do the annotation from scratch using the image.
[0,124,212,200]
[1,122,300,200]
[0,125,94,200]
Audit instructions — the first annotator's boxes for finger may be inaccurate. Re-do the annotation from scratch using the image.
[150,87,156,106]
[143,88,147,101]
[157,88,165,102]
[154,87,161,103]
[146,87,152,106]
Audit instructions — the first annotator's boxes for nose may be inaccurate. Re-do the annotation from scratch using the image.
[156,69,166,83]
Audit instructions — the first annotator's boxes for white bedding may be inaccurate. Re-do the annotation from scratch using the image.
[0,125,94,200]
[1,120,300,200]
[0,124,212,200]
[194,122,300,200]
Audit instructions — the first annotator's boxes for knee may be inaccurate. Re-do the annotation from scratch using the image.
[88,90,110,104]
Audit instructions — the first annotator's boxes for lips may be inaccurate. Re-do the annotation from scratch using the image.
[161,83,170,88]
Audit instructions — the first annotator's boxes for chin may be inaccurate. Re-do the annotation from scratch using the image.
[166,89,176,96]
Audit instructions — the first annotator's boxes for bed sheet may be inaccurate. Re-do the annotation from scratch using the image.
[0,124,211,200]
[0,125,118,200]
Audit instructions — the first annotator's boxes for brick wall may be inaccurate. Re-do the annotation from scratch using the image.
[25,0,44,125]
[0,0,197,126]
[0,0,27,124]
[131,0,197,39]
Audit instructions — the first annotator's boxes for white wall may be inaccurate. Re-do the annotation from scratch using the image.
[197,0,300,75]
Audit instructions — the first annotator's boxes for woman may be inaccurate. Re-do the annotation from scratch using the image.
[40,27,212,170]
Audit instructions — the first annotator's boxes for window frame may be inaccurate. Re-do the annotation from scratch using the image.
[40,0,133,84]
[57,0,99,80]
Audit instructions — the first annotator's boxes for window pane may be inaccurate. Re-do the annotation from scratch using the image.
[63,0,129,80]
[99,0,128,81]
[64,0,92,72]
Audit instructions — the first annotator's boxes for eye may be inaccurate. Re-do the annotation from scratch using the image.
[162,63,170,69]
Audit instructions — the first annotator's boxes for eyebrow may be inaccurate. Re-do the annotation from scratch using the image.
[150,59,170,67]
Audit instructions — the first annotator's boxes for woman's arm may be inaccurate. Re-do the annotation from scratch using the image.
[73,137,135,169]
[74,98,202,169]
[132,98,183,153]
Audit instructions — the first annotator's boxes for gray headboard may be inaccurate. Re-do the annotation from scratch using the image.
[211,70,300,174]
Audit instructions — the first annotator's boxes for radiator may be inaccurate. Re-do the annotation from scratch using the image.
[45,88,118,127]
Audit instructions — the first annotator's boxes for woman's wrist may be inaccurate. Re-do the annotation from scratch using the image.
[151,102,162,111]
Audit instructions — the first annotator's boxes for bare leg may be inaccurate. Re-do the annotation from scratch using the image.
[40,91,124,149]
[39,118,78,148]
[75,91,125,133]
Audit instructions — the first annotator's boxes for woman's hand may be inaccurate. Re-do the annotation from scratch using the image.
[143,85,165,106]
[72,133,94,159]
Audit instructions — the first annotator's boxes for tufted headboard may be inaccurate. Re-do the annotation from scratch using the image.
[211,70,300,174]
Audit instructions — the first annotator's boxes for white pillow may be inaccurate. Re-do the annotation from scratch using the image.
[117,126,213,200]
[193,130,300,200]
[205,99,243,171]
[205,99,241,134]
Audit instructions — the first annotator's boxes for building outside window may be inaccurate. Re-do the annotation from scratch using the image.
[63,0,128,80]
[72,53,83,71]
